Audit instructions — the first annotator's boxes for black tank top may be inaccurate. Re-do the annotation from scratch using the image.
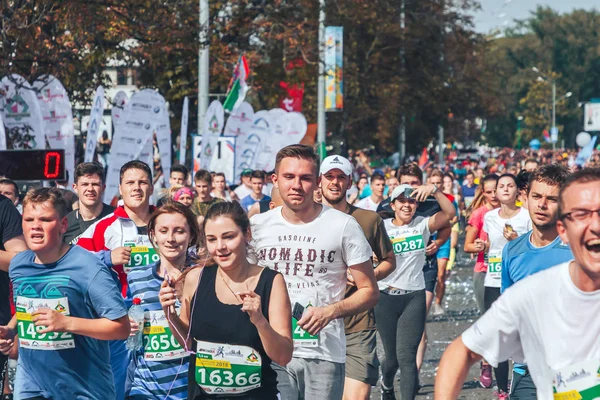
[258,200,270,214]
[188,266,279,399]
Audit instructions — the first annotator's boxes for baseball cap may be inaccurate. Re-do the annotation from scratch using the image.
[319,155,353,176]
[241,169,253,177]
[390,184,415,202]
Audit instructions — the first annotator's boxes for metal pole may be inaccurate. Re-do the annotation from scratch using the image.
[317,0,326,160]
[398,0,406,161]
[552,81,556,150]
[438,125,444,166]
[198,0,209,133]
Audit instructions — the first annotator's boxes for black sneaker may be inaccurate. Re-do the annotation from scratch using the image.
[380,378,396,400]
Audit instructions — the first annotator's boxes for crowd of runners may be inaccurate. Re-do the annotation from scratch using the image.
[0,144,598,400]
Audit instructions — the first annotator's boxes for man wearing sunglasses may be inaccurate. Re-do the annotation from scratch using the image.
[435,168,600,400]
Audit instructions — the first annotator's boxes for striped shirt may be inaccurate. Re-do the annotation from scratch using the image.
[127,262,188,399]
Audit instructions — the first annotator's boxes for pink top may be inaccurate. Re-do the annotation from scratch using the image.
[468,206,492,273]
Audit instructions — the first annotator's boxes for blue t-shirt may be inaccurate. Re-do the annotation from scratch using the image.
[501,231,573,375]
[240,195,271,212]
[127,262,188,399]
[501,232,572,293]
[10,246,127,400]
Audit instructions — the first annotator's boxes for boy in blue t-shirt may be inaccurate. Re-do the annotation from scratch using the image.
[0,188,129,400]
[501,165,572,399]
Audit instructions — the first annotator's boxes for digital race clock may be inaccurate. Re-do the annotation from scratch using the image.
[0,150,66,181]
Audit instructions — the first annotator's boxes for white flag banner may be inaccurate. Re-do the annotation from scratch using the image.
[201,100,224,170]
[0,74,45,150]
[281,111,308,147]
[105,89,165,202]
[33,75,76,187]
[83,86,105,163]
[139,134,154,174]
[0,113,6,150]
[253,109,286,172]
[234,110,270,178]
[111,90,128,131]
[156,106,172,186]
[223,101,254,137]
[179,97,189,165]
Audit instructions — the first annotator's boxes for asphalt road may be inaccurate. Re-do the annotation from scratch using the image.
[370,252,499,399]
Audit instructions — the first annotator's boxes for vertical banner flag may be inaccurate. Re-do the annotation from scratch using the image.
[223,55,250,113]
[156,103,172,186]
[179,96,189,165]
[223,101,254,137]
[83,86,105,163]
[104,89,166,202]
[33,75,76,187]
[279,82,304,112]
[0,114,5,150]
[0,74,45,149]
[209,137,236,184]
[233,111,268,182]
[254,108,288,172]
[239,110,272,173]
[281,112,308,148]
[324,27,344,111]
[584,103,600,132]
[111,90,128,132]
[201,100,224,170]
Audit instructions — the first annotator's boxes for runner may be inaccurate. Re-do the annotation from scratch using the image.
[63,162,114,245]
[211,172,232,201]
[0,187,129,399]
[501,164,572,399]
[127,202,201,399]
[233,169,254,201]
[191,170,224,225]
[171,186,196,209]
[319,155,396,400]
[481,173,532,398]
[523,158,539,172]
[461,171,478,210]
[157,165,190,207]
[462,174,499,388]
[240,170,271,212]
[0,180,21,214]
[355,173,385,211]
[435,168,600,400]
[77,160,156,400]
[377,182,455,400]
[250,145,378,400]
[247,187,283,218]
[159,201,293,399]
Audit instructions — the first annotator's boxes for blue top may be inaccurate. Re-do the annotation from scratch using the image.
[501,231,572,293]
[501,231,572,375]
[10,246,127,400]
[461,184,478,199]
[240,195,271,212]
[127,262,188,399]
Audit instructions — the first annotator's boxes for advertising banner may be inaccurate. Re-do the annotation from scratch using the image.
[325,27,343,111]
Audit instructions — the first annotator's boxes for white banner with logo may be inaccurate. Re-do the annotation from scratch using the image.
[281,111,308,147]
[193,135,236,185]
[111,90,128,131]
[223,102,254,137]
[0,74,45,150]
[156,107,172,186]
[105,89,167,202]
[83,86,105,163]
[584,103,600,132]
[201,100,225,170]
[33,75,76,186]
[234,110,269,179]
[179,96,189,165]
[253,109,286,172]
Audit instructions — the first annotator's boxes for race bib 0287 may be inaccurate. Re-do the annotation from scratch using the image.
[391,234,425,255]
[16,296,75,351]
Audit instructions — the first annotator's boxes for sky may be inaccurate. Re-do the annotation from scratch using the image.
[472,0,600,33]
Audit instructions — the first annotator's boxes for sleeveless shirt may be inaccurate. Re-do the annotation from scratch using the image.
[188,266,279,399]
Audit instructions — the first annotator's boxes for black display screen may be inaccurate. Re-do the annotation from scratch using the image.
[0,150,66,181]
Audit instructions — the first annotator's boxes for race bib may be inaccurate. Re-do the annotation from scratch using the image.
[195,341,262,395]
[292,301,319,348]
[16,296,75,351]
[553,359,600,400]
[124,242,159,274]
[391,234,425,255]
[143,310,186,361]
[485,255,502,279]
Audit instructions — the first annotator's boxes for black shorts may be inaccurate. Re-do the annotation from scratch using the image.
[422,257,438,293]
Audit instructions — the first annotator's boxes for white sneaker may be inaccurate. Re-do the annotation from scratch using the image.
[431,303,445,316]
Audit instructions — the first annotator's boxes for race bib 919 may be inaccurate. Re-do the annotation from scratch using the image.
[124,243,159,274]
[16,296,75,351]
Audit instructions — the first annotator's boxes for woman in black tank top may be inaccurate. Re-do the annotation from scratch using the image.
[159,201,292,399]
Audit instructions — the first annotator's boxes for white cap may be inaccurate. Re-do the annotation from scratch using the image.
[319,155,353,176]
[390,184,415,202]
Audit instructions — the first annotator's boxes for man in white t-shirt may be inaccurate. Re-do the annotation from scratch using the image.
[251,145,378,400]
[435,168,600,400]
[233,168,253,200]
[355,173,385,211]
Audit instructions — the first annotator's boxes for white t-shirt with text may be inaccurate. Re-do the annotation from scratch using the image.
[483,208,531,287]
[379,217,430,291]
[462,262,600,400]
[354,196,380,212]
[250,206,372,363]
